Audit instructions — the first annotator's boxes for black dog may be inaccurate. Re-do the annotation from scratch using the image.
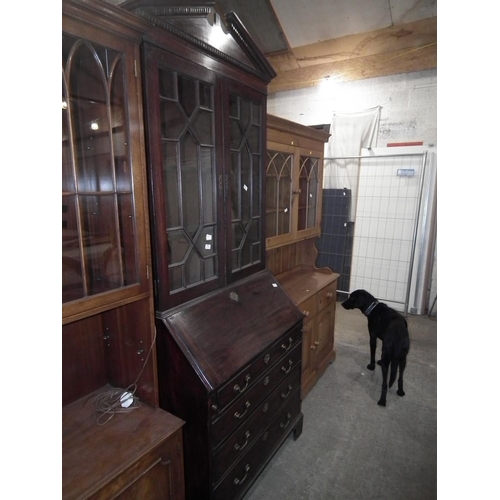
[342,289,410,407]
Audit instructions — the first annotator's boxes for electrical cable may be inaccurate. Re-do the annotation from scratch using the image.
[91,328,157,425]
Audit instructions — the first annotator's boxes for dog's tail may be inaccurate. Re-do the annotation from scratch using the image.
[389,360,398,388]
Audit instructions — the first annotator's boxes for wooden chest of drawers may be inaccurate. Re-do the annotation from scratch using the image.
[156,270,304,500]
[277,268,340,398]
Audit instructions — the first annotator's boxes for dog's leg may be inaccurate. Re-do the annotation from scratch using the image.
[367,335,377,370]
[397,357,407,397]
[378,360,389,407]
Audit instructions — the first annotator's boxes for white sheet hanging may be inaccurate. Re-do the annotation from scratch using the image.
[324,106,381,219]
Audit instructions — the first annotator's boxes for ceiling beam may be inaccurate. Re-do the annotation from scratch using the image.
[266,16,436,93]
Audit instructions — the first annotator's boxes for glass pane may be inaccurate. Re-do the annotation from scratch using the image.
[168,229,190,265]
[164,142,180,227]
[117,193,136,285]
[229,94,262,271]
[252,153,260,217]
[180,132,200,238]
[159,68,176,99]
[111,57,132,192]
[231,152,240,219]
[62,75,74,193]
[169,266,183,291]
[80,194,120,295]
[194,226,216,258]
[161,100,185,139]
[241,148,251,223]
[62,34,139,303]
[178,75,196,117]
[200,147,215,223]
[185,251,201,286]
[199,82,213,109]
[192,109,214,145]
[62,194,84,302]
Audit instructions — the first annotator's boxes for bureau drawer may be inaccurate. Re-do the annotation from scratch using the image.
[297,295,317,323]
[317,281,337,312]
[214,323,302,413]
[213,366,300,484]
[213,393,301,500]
[212,344,302,446]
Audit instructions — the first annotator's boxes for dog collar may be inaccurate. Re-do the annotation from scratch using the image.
[364,300,379,316]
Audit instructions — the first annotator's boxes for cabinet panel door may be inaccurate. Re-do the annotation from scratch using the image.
[143,44,225,310]
[301,318,315,398]
[225,80,267,283]
[62,22,149,322]
[315,302,335,370]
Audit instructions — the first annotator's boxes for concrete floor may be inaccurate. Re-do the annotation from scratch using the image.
[244,301,437,500]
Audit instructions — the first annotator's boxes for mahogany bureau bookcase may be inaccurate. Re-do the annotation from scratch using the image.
[119,2,306,499]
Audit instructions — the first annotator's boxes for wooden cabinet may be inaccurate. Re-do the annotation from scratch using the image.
[156,270,304,500]
[62,2,184,498]
[278,268,339,398]
[118,3,302,500]
[266,117,339,398]
[63,386,185,500]
[266,115,330,250]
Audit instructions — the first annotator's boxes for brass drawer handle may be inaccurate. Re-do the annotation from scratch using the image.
[281,337,293,351]
[234,431,251,451]
[281,384,293,399]
[327,292,333,298]
[234,374,251,394]
[280,412,292,429]
[233,464,250,485]
[281,360,293,374]
[234,400,251,419]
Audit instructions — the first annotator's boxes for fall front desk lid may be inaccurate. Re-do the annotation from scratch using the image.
[159,270,303,390]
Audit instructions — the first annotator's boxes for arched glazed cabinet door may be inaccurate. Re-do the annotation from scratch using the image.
[62,25,149,323]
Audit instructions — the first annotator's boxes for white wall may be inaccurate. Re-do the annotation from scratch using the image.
[267,69,437,147]
[267,69,437,314]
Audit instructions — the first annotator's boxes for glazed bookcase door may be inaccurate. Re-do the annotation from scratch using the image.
[226,81,267,282]
[265,142,295,248]
[143,44,225,310]
[296,150,322,238]
[62,25,149,323]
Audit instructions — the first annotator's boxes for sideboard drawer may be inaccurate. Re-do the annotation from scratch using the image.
[213,393,301,500]
[213,366,301,484]
[215,324,303,413]
[317,281,337,312]
[212,344,302,446]
[297,295,317,322]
